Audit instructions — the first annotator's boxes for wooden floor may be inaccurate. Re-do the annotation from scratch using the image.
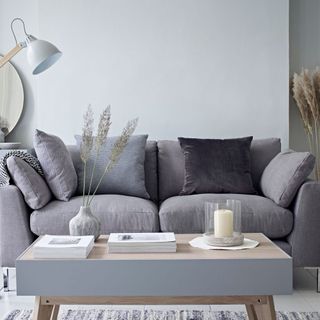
[0,268,319,317]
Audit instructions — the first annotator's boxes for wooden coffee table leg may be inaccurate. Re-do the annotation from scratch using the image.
[33,296,59,320]
[245,304,258,320]
[50,304,60,320]
[245,296,276,320]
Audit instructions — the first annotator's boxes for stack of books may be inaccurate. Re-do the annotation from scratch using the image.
[107,232,176,253]
[33,235,95,259]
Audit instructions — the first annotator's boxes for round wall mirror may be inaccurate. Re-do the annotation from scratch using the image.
[0,55,24,136]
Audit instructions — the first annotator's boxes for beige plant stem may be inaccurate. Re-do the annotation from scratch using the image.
[292,68,320,181]
[82,163,87,206]
[80,105,94,206]
[86,106,111,206]
[87,118,138,206]
[87,160,112,207]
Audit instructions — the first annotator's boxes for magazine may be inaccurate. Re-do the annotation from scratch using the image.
[33,235,94,259]
[107,233,176,253]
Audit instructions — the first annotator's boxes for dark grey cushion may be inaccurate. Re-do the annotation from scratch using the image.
[6,156,52,210]
[159,194,293,239]
[30,194,159,235]
[158,138,281,201]
[260,150,315,208]
[33,130,78,201]
[178,137,256,195]
[75,135,150,199]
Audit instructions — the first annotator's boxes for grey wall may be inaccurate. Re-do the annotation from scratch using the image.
[290,0,320,151]
[1,0,289,147]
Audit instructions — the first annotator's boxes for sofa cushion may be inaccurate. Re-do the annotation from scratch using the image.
[250,138,281,191]
[6,156,52,210]
[260,150,315,208]
[158,138,281,201]
[75,135,150,199]
[144,141,158,203]
[67,140,158,203]
[30,195,159,235]
[159,194,293,239]
[178,136,256,195]
[33,129,78,201]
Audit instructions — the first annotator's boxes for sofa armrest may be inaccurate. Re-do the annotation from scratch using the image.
[287,180,320,267]
[0,185,35,267]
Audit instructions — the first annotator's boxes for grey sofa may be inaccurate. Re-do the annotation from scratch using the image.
[1,138,320,273]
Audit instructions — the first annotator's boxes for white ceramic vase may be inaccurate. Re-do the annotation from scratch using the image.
[69,206,101,241]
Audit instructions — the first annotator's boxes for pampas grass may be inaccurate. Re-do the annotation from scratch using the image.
[292,68,320,180]
[80,105,138,206]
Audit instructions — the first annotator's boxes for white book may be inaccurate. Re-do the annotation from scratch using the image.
[33,235,95,259]
[107,233,176,253]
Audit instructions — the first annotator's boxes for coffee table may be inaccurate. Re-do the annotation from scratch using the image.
[16,233,292,320]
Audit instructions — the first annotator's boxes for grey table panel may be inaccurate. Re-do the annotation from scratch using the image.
[16,258,292,296]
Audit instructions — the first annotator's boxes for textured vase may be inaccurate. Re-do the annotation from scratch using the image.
[69,206,101,241]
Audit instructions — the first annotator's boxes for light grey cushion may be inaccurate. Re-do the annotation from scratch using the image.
[68,141,158,202]
[6,156,52,210]
[260,150,315,208]
[159,193,293,239]
[33,130,78,201]
[30,194,159,235]
[75,135,150,199]
[157,138,281,201]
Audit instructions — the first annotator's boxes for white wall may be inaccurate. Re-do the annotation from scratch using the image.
[0,0,38,146]
[2,0,289,147]
[289,0,320,151]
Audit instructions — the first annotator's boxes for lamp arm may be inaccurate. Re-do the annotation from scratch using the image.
[0,44,24,69]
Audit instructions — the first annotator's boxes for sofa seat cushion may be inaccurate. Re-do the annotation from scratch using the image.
[30,195,159,235]
[159,194,293,239]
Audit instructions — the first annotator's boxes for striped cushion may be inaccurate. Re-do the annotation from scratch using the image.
[0,151,43,187]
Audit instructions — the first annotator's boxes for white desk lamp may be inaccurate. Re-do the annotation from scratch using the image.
[0,18,62,74]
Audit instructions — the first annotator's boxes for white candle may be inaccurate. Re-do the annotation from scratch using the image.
[214,209,234,238]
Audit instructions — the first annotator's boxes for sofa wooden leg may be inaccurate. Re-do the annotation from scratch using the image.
[317,268,320,293]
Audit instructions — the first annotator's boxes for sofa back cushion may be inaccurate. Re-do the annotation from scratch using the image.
[260,150,315,208]
[33,130,78,201]
[75,135,150,199]
[178,136,256,195]
[158,138,281,202]
[67,140,159,203]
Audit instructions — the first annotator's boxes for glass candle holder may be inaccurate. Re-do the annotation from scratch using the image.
[204,199,243,247]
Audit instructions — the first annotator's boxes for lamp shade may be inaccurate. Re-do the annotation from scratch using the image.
[26,37,62,75]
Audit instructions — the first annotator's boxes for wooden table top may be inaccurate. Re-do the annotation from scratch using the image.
[19,233,291,261]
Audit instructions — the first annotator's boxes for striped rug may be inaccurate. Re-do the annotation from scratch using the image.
[3,309,320,320]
